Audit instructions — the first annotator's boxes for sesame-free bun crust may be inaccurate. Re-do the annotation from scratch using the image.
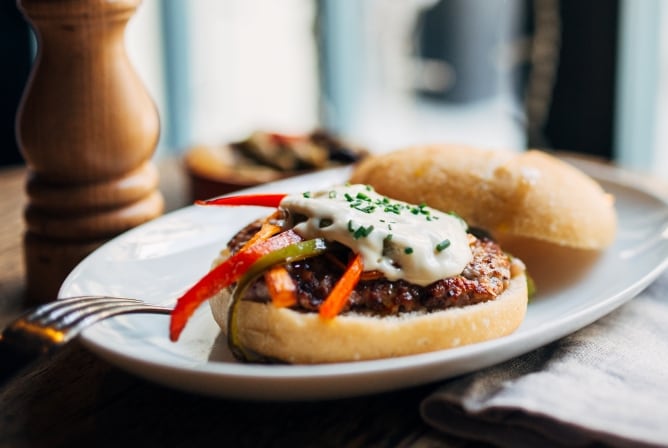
[349,145,617,250]
[210,272,528,364]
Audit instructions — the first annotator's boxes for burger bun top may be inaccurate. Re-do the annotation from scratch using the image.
[349,144,617,250]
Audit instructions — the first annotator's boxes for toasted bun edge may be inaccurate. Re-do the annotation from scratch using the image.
[210,272,528,364]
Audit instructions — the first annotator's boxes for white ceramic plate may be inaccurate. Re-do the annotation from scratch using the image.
[60,160,668,400]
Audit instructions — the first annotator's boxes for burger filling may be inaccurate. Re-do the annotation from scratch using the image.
[228,220,514,316]
[168,184,525,346]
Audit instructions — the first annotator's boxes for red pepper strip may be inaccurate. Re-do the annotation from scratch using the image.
[319,253,364,319]
[269,132,306,145]
[264,265,297,308]
[169,229,301,341]
[195,194,287,208]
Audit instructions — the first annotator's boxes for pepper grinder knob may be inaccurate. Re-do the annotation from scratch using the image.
[16,0,164,302]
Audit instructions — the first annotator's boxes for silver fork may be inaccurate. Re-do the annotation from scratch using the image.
[0,296,172,386]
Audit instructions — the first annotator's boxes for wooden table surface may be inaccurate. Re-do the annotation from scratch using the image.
[0,159,464,448]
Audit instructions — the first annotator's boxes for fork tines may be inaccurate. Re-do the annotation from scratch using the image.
[27,296,144,329]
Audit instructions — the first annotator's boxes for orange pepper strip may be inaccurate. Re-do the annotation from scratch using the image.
[169,229,302,341]
[360,270,384,281]
[264,265,298,308]
[240,221,282,251]
[319,253,364,319]
[324,252,347,271]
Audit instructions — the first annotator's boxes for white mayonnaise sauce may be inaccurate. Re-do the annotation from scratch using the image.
[280,184,472,286]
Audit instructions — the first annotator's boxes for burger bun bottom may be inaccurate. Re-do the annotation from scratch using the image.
[498,234,602,295]
[210,273,528,364]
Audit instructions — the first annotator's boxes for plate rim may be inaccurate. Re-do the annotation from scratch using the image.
[60,158,668,399]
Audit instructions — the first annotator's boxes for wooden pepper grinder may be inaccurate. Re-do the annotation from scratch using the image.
[16,0,164,302]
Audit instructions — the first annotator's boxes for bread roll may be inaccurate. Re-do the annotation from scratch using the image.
[350,144,616,250]
[210,271,528,364]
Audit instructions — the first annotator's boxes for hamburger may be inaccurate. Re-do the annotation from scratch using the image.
[168,145,616,364]
[170,189,528,364]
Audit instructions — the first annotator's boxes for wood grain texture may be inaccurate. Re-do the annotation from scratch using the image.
[15,0,164,301]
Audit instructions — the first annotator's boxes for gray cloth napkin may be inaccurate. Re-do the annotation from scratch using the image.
[421,272,668,448]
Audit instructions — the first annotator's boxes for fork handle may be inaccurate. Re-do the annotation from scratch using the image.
[0,340,40,387]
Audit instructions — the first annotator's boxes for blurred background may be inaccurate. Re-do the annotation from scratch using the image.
[1,0,666,176]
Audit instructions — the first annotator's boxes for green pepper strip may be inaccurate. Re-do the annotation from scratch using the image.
[169,229,301,342]
[526,272,537,299]
[228,238,328,362]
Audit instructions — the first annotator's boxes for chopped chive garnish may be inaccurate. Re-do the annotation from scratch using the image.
[436,239,451,252]
[352,225,374,239]
[347,220,374,239]
[404,247,414,254]
[303,191,311,198]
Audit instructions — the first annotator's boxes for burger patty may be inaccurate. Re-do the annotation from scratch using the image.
[228,221,512,315]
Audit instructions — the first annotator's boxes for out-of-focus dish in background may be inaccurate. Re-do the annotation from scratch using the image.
[184,129,368,201]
